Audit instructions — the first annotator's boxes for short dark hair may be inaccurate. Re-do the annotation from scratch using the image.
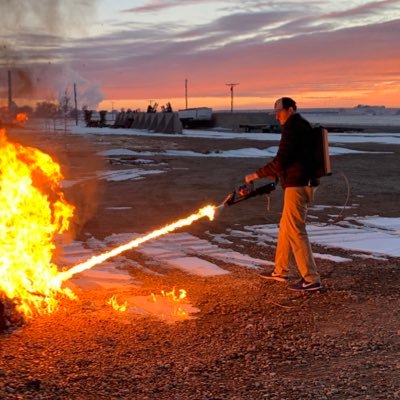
[275,97,297,111]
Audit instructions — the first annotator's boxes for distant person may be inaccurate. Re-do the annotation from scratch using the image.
[245,97,322,291]
[165,102,173,112]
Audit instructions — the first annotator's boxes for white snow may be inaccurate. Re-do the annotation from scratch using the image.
[244,217,400,258]
[96,146,390,159]
[96,169,164,182]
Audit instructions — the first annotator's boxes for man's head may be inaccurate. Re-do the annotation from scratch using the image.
[274,97,297,125]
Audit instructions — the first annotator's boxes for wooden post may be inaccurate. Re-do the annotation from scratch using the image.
[8,70,12,111]
[74,83,78,126]
[185,79,188,109]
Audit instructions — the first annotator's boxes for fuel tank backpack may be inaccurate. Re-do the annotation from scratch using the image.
[311,126,331,179]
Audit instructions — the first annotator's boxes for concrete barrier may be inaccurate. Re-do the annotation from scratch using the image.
[113,111,126,127]
[163,113,182,134]
[125,111,135,128]
[124,112,182,133]
[131,113,140,129]
[148,113,160,131]
[153,114,165,132]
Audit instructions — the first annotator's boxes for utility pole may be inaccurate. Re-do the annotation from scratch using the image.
[225,83,239,112]
[73,83,78,126]
[8,70,13,111]
[185,78,188,109]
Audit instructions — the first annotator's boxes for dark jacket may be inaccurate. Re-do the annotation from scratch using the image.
[256,113,319,188]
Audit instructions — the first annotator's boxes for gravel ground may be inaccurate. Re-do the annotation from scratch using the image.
[1,123,399,399]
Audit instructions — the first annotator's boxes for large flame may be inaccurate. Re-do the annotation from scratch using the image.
[0,129,75,318]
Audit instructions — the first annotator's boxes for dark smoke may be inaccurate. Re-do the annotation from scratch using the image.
[0,0,97,40]
[0,0,103,107]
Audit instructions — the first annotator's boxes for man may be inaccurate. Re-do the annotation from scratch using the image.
[245,97,322,291]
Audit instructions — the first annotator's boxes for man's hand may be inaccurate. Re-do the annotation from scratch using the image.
[245,172,259,183]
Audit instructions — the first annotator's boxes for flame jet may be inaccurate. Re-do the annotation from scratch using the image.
[56,205,217,284]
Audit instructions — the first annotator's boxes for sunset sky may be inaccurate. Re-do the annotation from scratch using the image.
[1,0,399,110]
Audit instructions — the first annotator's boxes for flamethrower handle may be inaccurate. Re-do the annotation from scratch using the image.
[223,181,276,206]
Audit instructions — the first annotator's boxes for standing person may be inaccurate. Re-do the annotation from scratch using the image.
[245,97,322,291]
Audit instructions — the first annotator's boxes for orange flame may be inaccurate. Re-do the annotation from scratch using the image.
[56,205,216,284]
[0,129,75,318]
[175,307,187,318]
[162,288,188,317]
[161,287,187,302]
[107,295,128,312]
[14,112,29,125]
[152,287,188,317]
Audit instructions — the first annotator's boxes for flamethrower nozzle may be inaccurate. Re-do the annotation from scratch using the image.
[213,203,225,219]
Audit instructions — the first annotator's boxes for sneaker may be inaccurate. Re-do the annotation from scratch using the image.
[259,271,288,283]
[288,279,322,291]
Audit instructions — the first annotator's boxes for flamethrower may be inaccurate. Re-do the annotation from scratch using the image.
[210,180,276,220]
[222,181,276,207]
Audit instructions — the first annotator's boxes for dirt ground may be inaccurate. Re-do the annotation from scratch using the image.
[1,122,399,399]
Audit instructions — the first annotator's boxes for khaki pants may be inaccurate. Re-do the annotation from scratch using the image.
[274,186,320,284]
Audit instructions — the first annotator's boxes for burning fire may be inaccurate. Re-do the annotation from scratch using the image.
[107,295,128,312]
[161,287,188,317]
[151,288,189,318]
[14,112,29,126]
[0,129,75,318]
[161,287,187,302]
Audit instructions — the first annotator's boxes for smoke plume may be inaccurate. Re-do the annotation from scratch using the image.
[0,0,103,108]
